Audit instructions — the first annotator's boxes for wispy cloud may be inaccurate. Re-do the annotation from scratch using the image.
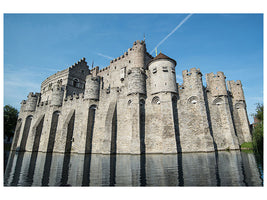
[150,14,193,55]
[97,53,114,60]
[4,67,42,96]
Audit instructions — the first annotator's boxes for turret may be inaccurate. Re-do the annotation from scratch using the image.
[227,80,251,143]
[130,40,146,69]
[90,66,99,77]
[127,67,146,95]
[182,68,203,95]
[84,74,100,100]
[51,83,64,106]
[24,92,39,111]
[206,72,228,97]
[148,53,177,95]
[227,80,245,101]
[20,100,27,112]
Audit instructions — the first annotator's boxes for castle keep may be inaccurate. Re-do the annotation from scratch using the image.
[11,40,252,154]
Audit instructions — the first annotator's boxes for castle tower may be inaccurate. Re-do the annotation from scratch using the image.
[129,40,146,69]
[148,53,177,95]
[51,83,64,106]
[206,72,240,150]
[24,92,39,112]
[178,68,214,152]
[126,68,146,154]
[126,40,147,95]
[84,74,100,100]
[127,68,146,95]
[146,53,178,153]
[20,100,27,112]
[227,80,251,143]
[112,40,146,154]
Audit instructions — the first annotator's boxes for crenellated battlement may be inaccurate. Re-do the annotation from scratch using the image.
[13,39,251,155]
[133,40,145,46]
[90,66,99,76]
[37,100,50,107]
[109,40,146,65]
[182,68,203,89]
[228,80,242,86]
[111,53,128,64]
[20,92,41,112]
[182,67,202,77]
[206,71,227,96]
[206,71,226,80]
[99,66,110,73]
[69,57,87,69]
[27,92,40,98]
[62,92,85,105]
[227,80,245,101]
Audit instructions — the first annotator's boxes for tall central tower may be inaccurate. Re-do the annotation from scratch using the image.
[146,53,178,153]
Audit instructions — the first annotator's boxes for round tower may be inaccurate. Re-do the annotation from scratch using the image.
[227,80,245,101]
[130,40,146,69]
[148,53,177,95]
[51,83,64,106]
[84,74,100,100]
[206,72,228,97]
[127,67,146,95]
[20,100,27,112]
[25,92,38,111]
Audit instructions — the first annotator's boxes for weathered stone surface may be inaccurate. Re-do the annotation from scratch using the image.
[12,40,251,154]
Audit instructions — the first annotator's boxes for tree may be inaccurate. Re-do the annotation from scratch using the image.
[252,103,263,154]
[255,103,263,122]
[4,105,19,141]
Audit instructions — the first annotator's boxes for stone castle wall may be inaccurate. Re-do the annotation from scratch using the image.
[11,40,252,154]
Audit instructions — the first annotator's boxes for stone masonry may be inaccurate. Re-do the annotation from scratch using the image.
[11,40,252,154]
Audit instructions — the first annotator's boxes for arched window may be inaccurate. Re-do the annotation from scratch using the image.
[90,104,97,110]
[213,97,223,105]
[188,96,198,104]
[73,78,79,87]
[152,96,160,105]
[235,102,245,109]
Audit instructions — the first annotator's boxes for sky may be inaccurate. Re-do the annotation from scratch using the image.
[3,13,263,123]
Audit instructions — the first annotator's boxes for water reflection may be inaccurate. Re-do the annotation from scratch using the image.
[4,151,263,186]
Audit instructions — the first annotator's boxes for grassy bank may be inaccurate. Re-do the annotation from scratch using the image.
[241,142,253,150]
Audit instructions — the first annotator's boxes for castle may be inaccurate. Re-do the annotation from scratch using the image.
[11,40,252,154]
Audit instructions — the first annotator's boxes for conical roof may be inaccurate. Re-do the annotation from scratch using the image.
[148,52,177,66]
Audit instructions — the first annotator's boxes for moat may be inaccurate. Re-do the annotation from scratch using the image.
[4,150,263,186]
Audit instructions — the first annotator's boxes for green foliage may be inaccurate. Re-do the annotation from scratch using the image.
[252,122,263,154]
[254,103,263,122]
[252,103,263,155]
[241,142,253,149]
[4,105,19,140]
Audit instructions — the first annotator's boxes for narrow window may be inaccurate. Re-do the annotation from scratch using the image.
[73,79,79,87]
[162,66,168,72]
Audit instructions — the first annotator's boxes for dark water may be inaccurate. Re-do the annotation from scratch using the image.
[4,150,263,186]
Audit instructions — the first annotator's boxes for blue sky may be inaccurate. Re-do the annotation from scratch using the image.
[4,14,263,122]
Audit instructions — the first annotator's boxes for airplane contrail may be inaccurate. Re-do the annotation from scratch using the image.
[150,14,193,55]
[97,53,114,60]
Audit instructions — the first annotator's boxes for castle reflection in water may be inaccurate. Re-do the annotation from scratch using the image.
[4,151,262,186]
